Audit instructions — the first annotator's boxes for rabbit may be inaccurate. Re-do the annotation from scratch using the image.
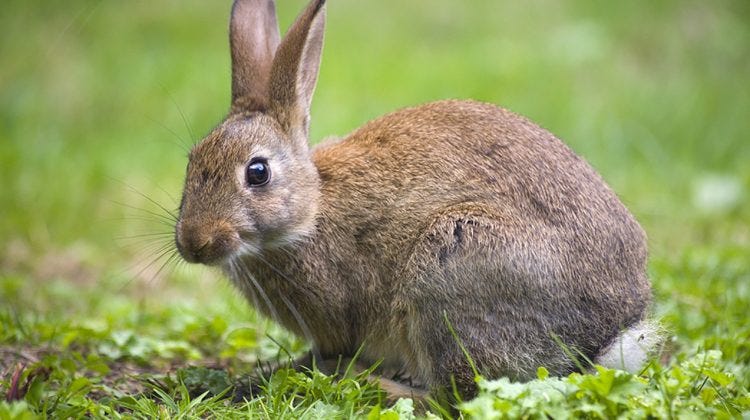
[174,0,661,401]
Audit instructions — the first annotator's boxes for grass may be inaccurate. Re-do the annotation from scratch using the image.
[1,0,749,417]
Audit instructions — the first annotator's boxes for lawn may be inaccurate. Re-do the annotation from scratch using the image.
[1,0,748,418]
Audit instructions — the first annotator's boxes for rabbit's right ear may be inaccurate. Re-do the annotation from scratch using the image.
[230,0,281,112]
[267,0,326,141]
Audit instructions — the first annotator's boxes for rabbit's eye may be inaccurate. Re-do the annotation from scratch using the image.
[245,159,270,187]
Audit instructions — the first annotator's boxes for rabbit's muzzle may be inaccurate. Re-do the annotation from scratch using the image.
[175,219,240,265]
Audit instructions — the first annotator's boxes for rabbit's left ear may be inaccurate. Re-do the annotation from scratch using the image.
[230,0,281,111]
[268,0,326,139]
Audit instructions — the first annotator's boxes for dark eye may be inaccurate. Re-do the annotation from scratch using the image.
[245,159,270,187]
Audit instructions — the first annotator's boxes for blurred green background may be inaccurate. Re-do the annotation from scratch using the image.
[1,0,748,355]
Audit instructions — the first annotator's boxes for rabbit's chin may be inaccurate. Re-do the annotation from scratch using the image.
[229,228,312,260]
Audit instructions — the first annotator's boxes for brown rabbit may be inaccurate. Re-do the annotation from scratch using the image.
[175,0,660,400]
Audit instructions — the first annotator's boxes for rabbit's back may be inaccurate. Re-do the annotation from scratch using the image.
[314,99,647,271]
[312,99,650,374]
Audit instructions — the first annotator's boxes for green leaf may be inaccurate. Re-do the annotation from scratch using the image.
[0,401,37,420]
[178,366,233,398]
[23,376,45,408]
[704,370,734,387]
[366,405,381,420]
[68,377,92,396]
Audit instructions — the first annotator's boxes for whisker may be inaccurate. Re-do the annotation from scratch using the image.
[111,201,177,225]
[136,238,176,255]
[253,254,294,284]
[158,82,196,144]
[118,182,180,222]
[146,246,179,274]
[172,256,188,271]
[118,230,174,238]
[46,0,103,58]
[110,230,179,289]
[154,185,180,211]
[145,114,191,154]
[225,258,276,366]
[117,243,180,293]
[114,234,174,250]
[151,251,182,283]
[105,180,184,297]
[103,214,175,226]
[134,175,182,211]
[113,232,174,246]
[236,258,283,328]
[124,242,175,261]
[228,260,262,315]
[279,293,321,365]
[254,254,321,364]
[109,178,179,214]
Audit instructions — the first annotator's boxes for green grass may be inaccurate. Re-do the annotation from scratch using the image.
[1,0,749,418]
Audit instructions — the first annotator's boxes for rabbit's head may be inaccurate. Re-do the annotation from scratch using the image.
[175,0,325,265]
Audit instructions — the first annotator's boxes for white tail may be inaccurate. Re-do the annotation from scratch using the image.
[595,320,664,372]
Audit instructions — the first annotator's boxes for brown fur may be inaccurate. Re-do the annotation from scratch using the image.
[175,0,653,400]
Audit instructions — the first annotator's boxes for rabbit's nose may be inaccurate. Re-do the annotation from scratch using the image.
[188,237,213,262]
[175,221,239,265]
[175,224,209,263]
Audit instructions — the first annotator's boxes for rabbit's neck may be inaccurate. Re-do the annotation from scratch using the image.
[226,244,360,356]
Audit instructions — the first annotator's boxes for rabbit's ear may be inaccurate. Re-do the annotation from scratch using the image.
[230,0,281,111]
[268,0,325,139]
